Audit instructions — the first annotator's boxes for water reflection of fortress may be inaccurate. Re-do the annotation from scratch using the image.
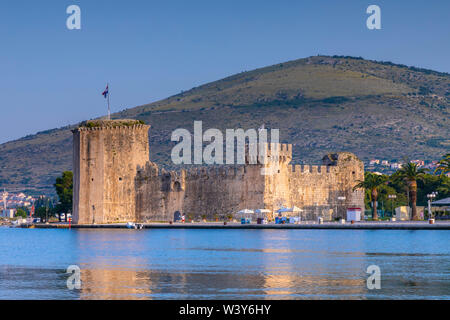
[79,267,366,300]
[75,230,367,300]
[72,120,364,224]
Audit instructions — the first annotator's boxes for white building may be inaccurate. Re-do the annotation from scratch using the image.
[390,163,403,169]
[1,209,15,218]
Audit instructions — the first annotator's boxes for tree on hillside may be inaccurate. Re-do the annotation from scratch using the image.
[396,162,428,220]
[54,171,73,217]
[353,172,388,220]
[435,153,450,175]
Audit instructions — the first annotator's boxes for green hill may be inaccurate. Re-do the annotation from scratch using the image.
[0,56,449,195]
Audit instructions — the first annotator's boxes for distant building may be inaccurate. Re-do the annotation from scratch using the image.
[381,160,389,166]
[390,163,403,169]
[369,159,380,165]
[1,209,15,218]
[411,160,425,167]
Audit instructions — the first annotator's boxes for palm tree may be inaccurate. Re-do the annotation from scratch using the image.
[437,178,450,196]
[353,172,387,221]
[435,153,450,175]
[396,162,428,220]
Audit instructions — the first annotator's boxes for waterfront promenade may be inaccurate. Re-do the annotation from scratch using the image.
[30,221,450,230]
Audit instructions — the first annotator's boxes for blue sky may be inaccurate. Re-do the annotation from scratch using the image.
[0,0,449,143]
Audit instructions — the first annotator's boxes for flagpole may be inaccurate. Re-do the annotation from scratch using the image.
[107,83,111,120]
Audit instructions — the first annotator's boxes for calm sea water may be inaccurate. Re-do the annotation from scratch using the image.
[0,228,449,300]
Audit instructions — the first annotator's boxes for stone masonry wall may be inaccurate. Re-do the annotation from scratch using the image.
[73,122,150,224]
[134,146,364,222]
[74,121,364,224]
[135,164,265,222]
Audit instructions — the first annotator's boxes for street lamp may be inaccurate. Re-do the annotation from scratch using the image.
[427,192,438,220]
[388,194,397,217]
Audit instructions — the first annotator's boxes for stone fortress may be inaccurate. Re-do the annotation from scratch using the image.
[72,120,364,224]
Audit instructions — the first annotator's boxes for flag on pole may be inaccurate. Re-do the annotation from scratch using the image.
[102,83,111,119]
[102,85,109,98]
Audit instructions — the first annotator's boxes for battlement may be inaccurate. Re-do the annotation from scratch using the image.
[137,162,248,182]
[186,166,246,178]
[137,162,160,178]
[74,119,149,132]
[135,150,360,187]
[266,143,292,156]
[290,164,334,175]
[245,143,292,165]
[322,152,361,166]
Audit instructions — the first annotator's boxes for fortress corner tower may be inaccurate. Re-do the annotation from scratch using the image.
[72,120,150,224]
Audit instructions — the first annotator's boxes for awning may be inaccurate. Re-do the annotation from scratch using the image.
[433,197,450,205]
[276,206,303,213]
[255,209,271,214]
[238,209,254,214]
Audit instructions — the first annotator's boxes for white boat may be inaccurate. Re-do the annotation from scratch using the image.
[126,222,144,229]
[11,219,27,227]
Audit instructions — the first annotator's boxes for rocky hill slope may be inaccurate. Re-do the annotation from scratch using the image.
[0,56,448,194]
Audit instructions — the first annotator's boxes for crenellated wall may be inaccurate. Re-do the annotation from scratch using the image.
[73,120,364,224]
[284,153,364,220]
[134,147,364,222]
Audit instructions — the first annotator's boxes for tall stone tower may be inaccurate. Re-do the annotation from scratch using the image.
[72,120,150,224]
